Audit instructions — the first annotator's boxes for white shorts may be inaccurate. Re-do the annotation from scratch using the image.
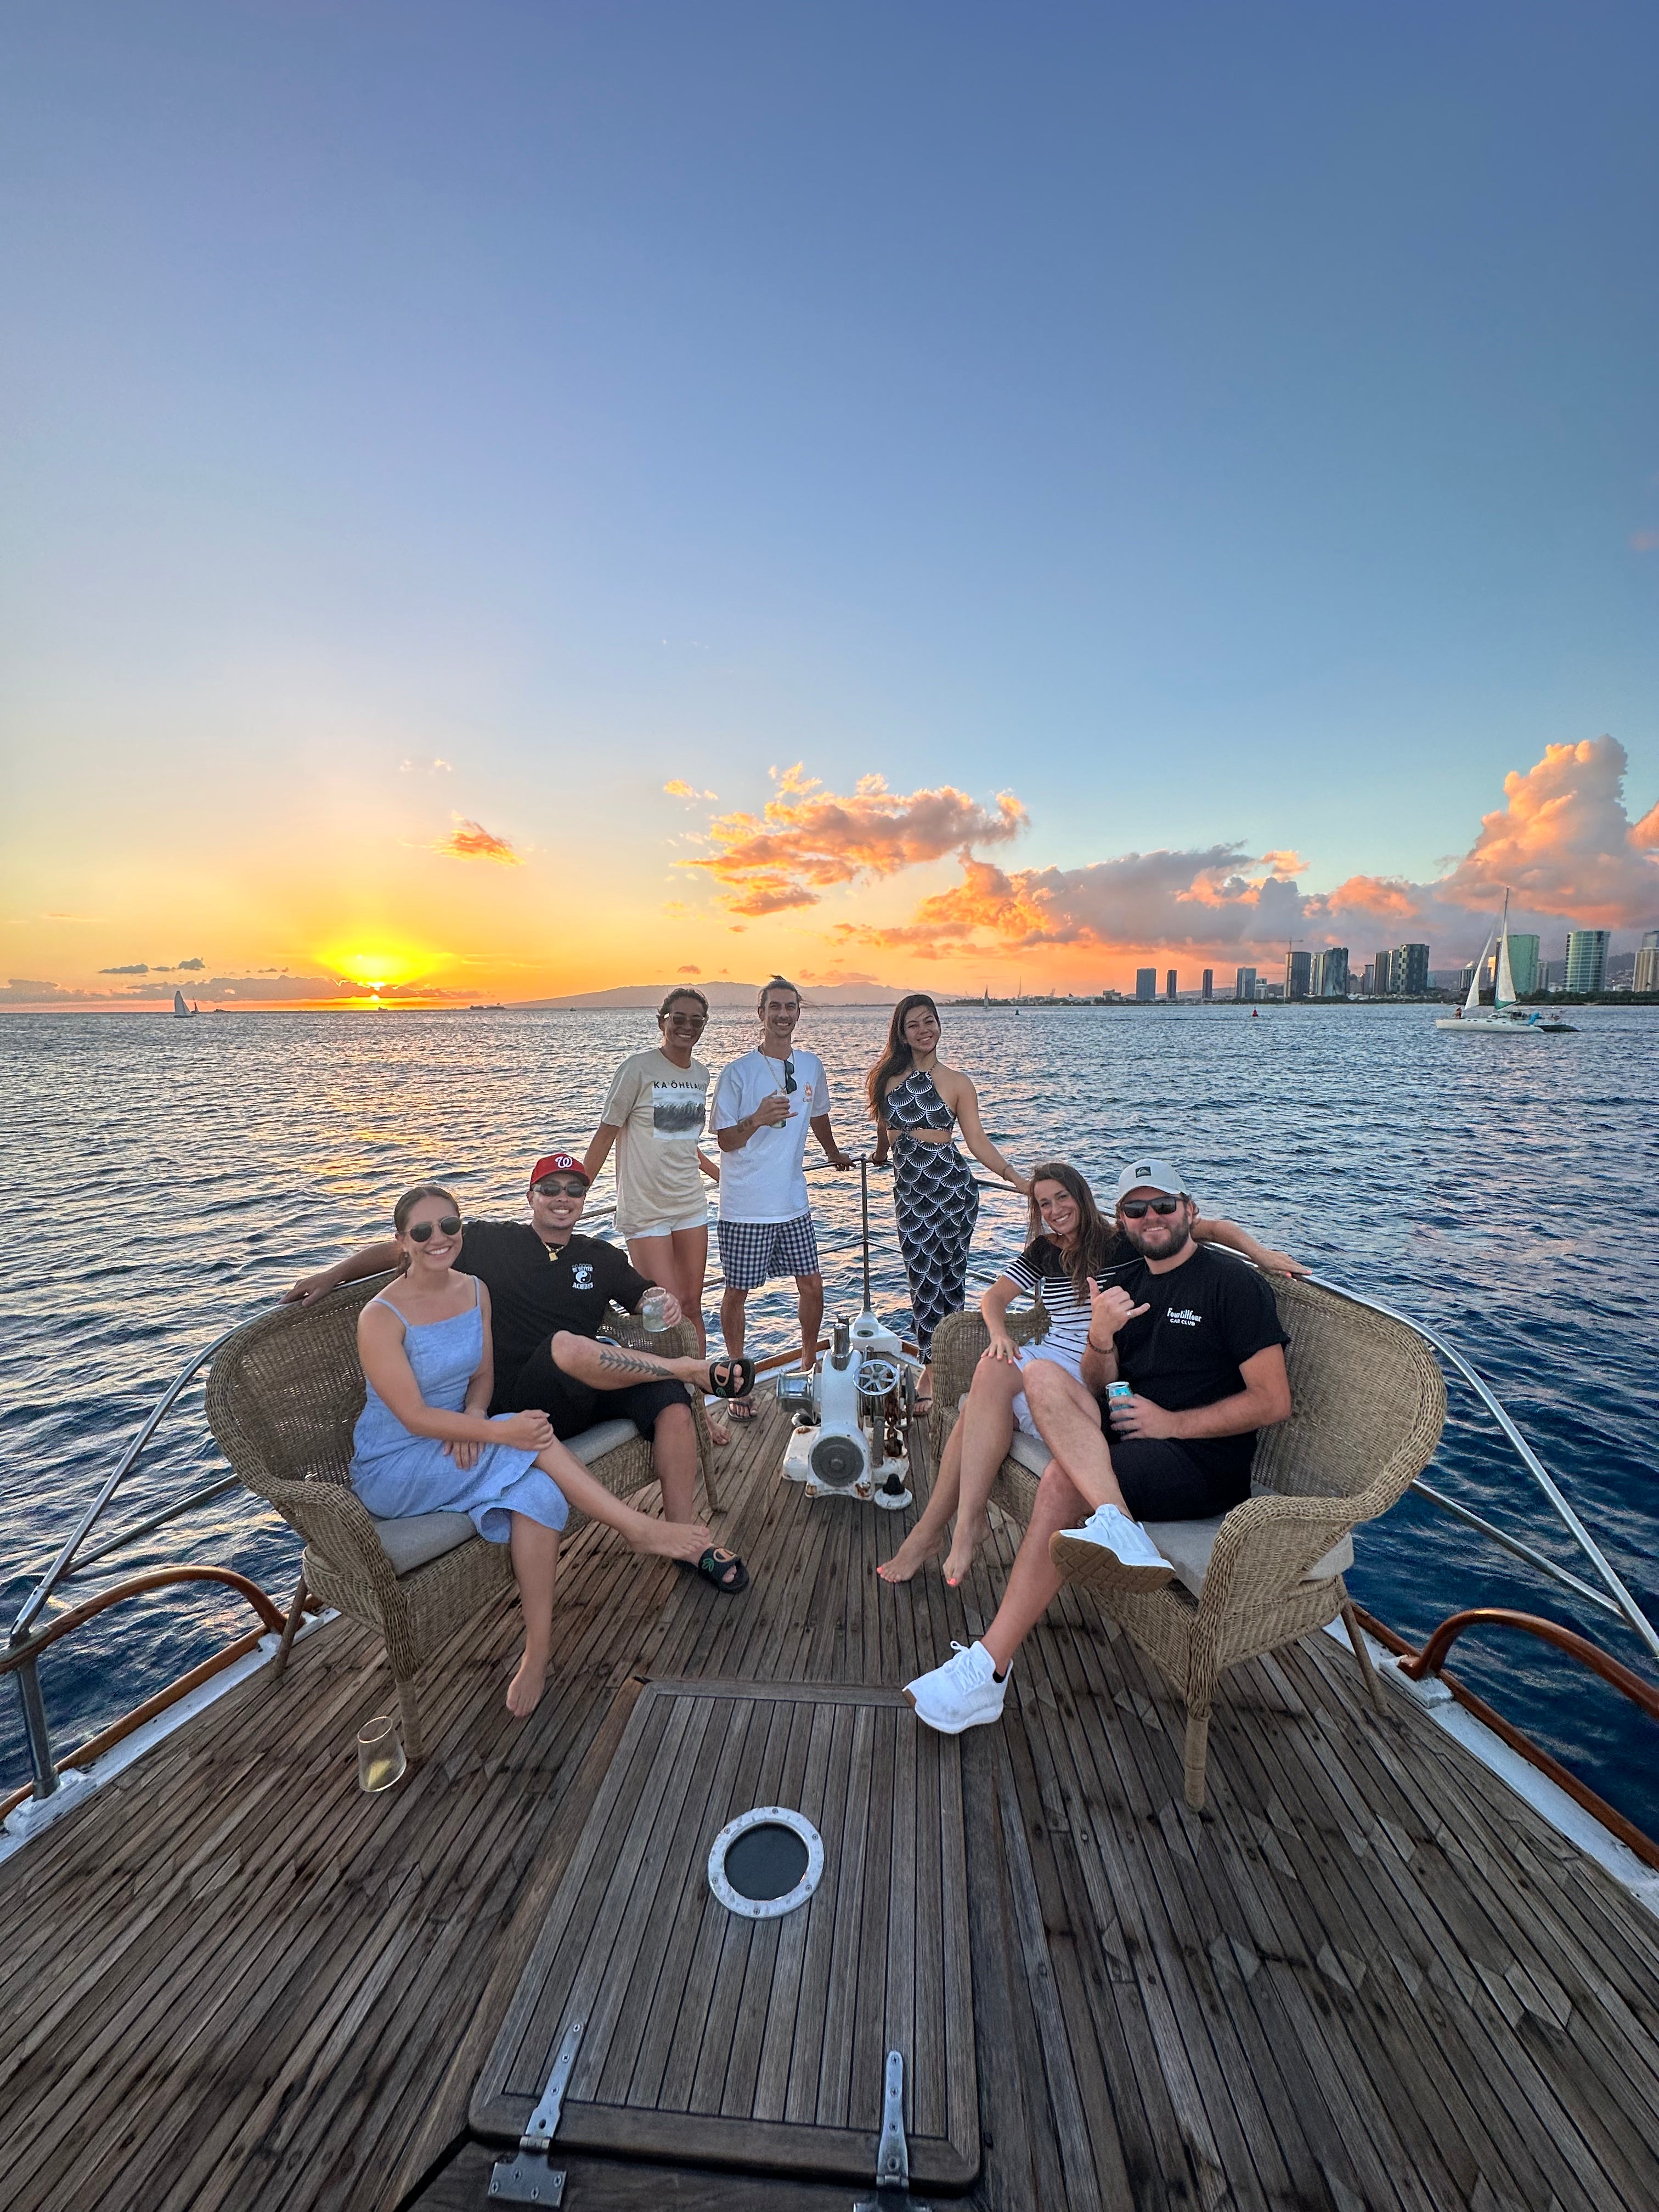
[622,1210,710,1240]
[1011,1342,1084,1443]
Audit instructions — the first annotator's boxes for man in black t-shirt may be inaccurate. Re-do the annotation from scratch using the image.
[285,1152,746,1587]
[906,1155,1291,1735]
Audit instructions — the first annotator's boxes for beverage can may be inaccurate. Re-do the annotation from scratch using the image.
[1105,1381,1132,1418]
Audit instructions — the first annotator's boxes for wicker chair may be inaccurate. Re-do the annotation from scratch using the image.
[205,1273,718,1757]
[929,1274,1446,1809]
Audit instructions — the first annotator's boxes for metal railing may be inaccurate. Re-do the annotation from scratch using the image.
[8,1182,1657,1814]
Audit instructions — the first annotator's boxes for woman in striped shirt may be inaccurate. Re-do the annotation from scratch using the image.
[878,1160,1301,1588]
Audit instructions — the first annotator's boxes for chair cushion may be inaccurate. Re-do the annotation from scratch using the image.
[562,1417,642,1465]
[373,1510,478,1575]
[370,1419,645,1575]
[979,1412,1353,1597]
[1007,1427,1054,1479]
[1142,1515,1353,1600]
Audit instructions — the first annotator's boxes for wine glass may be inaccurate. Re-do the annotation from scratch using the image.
[357,1712,407,1794]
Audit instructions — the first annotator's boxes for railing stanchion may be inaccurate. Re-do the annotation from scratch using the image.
[12,1646,59,1801]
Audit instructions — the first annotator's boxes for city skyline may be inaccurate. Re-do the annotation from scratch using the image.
[4,7,1659,1009]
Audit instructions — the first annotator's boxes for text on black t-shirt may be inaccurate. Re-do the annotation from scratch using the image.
[1110,1245,1290,1484]
[453,1221,650,1382]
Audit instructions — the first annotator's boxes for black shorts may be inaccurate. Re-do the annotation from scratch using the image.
[1105,1436,1249,1522]
[497,1338,690,1440]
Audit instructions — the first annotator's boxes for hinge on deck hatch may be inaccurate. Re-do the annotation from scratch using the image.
[853,2049,933,2212]
[488,2018,584,2205]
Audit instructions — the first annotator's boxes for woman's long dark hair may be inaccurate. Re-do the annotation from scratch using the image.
[866,992,941,1120]
[1025,1160,1119,1296]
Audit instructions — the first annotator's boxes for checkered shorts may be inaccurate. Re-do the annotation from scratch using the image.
[716,1212,821,1291]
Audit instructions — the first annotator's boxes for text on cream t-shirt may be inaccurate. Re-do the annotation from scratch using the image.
[597,1047,710,1234]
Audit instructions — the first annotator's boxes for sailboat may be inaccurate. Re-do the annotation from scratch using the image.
[172,989,197,1019]
[1436,891,1575,1034]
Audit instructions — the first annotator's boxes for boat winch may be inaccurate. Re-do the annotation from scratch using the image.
[776,1159,923,1508]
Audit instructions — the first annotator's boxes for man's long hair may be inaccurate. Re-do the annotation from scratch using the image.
[865,992,940,1120]
[1025,1160,1119,1296]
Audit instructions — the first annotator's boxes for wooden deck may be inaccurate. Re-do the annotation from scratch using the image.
[3,1390,1658,2212]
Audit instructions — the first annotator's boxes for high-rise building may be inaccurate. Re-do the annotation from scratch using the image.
[1234,967,1257,1002]
[1505,933,1540,998]
[1565,929,1610,993]
[1373,949,1393,998]
[1635,930,1659,995]
[1165,968,1178,1001]
[1314,947,1350,998]
[1285,950,1312,1001]
[1201,969,1213,1002]
[1135,968,1156,1002]
[1393,943,1429,996]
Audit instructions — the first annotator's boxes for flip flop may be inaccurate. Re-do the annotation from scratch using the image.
[726,1395,758,1423]
[707,1357,758,1400]
[681,1545,749,1595]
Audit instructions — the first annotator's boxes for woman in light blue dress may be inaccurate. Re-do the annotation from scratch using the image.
[352,1183,715,1718]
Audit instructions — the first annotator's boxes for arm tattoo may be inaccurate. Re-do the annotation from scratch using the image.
[595,1341,677,1381]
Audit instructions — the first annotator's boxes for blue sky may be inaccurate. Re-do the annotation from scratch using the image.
[4,2,1656,997]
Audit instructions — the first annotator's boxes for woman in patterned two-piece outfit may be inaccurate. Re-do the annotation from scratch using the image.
[868,995,1030,1406]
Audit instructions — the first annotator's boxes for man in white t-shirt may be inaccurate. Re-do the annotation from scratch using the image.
[713,976,853,1407]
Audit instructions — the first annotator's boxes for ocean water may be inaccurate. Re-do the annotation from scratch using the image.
[4,1002,1657,1837]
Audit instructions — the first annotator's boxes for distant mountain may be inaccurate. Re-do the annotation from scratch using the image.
[511,979,904,1009]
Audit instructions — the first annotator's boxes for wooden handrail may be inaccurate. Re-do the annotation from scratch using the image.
[1,1565,286,1675]
[1352,1604,1659,1872]
[1401,1606,1659,1723]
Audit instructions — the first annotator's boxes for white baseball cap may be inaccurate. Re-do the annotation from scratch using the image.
[1114,1158,1188,1201]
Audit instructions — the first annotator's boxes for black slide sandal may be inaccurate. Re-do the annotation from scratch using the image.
[682,1546,749,1595]
[707,1357,758,1400]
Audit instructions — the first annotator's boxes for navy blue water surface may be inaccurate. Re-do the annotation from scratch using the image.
[4,1005,1656,1836]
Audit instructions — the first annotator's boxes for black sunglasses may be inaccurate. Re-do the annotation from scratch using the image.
[1119,1196,1182,1219]
[534,1178,588,1198]
[782,1056,797,1094]
[408,1214,462,1242]
[665,1010,706,1029]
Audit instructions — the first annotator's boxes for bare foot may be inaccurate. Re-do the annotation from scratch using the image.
[706,1410,732,1447]
[506,1647,549,1718]
[633,1516,714,1564]
[941,1515,989,1588]
[878,1527,944,1584]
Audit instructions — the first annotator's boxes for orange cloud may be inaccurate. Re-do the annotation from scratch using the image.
[839,736,1659,967]
[1435,737,1658,928]
[436,819,522,865]
[664,780,717,800]
[686,772,1026,916]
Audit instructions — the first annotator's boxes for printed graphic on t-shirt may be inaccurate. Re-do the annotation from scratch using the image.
[651,1081,705,1139]
[571,1261,594,1289]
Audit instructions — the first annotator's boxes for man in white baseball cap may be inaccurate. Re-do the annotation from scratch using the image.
[904,1154,1293,1735]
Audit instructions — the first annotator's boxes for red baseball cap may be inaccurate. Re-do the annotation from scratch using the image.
[528,1152,589,1193]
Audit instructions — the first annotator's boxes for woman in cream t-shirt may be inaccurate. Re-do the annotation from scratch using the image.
[583,988,720,1354]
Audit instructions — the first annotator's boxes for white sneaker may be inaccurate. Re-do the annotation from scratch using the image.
[905,1640,1007,1734]
[1051,1503,1175,1592]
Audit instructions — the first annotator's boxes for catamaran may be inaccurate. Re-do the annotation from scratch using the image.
[1436,889,1576,1033]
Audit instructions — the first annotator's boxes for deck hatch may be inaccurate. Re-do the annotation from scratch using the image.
[708,1803,823,1917]
[470,1679,980,2190]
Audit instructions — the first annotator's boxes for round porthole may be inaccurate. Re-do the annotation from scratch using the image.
[707,1806,824,1920]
